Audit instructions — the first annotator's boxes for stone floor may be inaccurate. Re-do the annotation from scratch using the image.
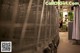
[57,32,80,53]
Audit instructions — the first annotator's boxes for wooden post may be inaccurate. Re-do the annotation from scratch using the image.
[20,0,33,47]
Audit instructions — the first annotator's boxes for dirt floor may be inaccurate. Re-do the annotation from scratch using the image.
[57,32,80,53]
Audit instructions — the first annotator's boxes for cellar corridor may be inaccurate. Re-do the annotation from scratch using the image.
[0,0,80,53]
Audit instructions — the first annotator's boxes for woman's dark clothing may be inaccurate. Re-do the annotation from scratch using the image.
[59,21,63,28]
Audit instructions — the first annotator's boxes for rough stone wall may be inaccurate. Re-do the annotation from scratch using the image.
[0,0,60,53]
